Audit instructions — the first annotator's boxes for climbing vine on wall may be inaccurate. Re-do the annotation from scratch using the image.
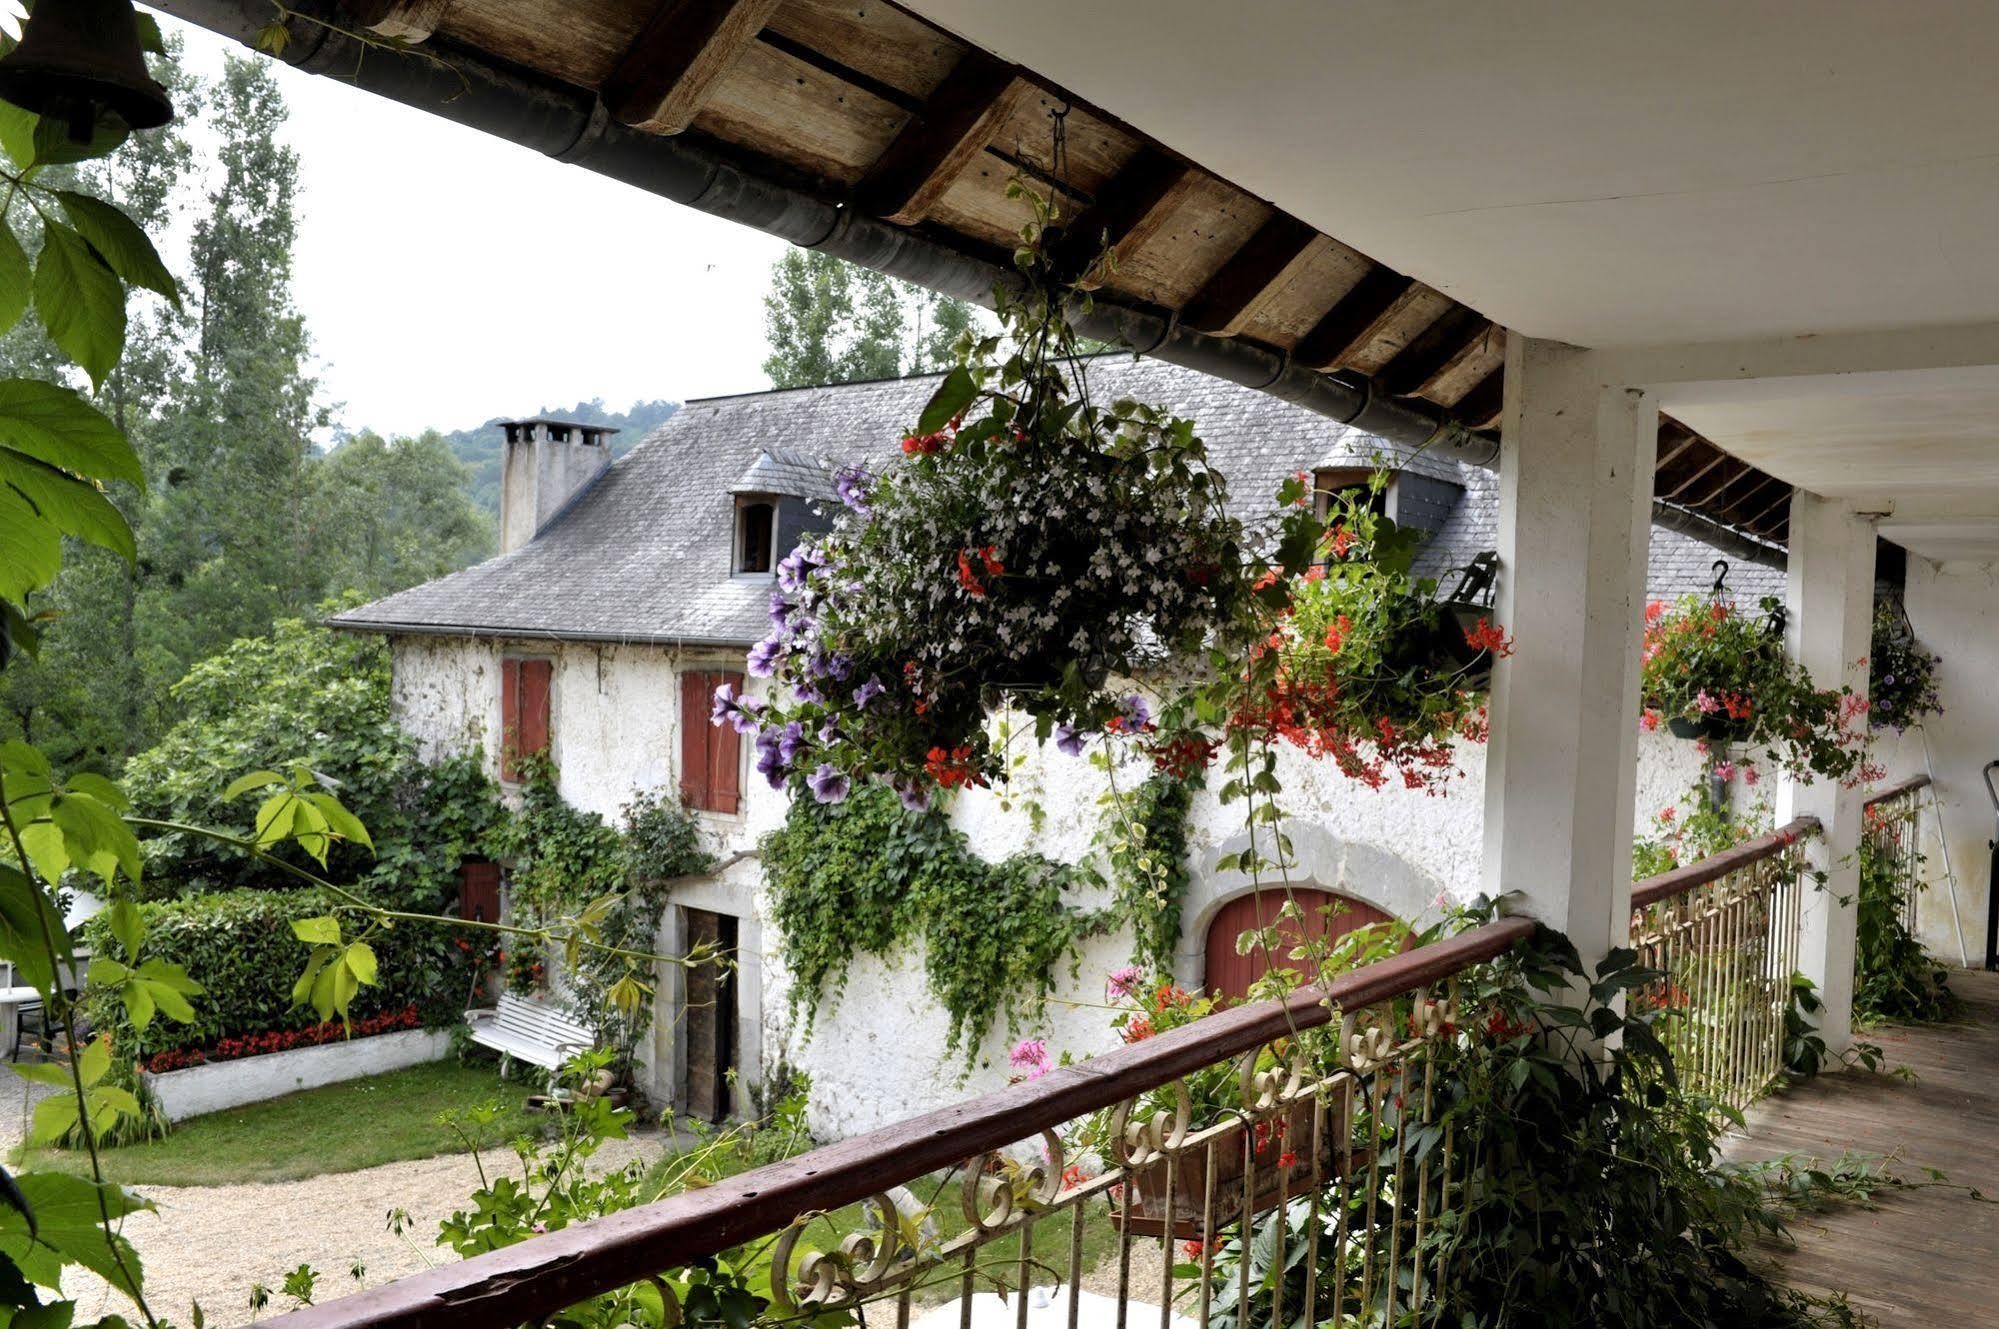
[762,768,1200,1062]
[1096,770,1198,974]
[481,756,715,1065]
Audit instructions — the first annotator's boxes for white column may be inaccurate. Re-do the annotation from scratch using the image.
[1777,491,1875,1055]
[1481,338,1659,969]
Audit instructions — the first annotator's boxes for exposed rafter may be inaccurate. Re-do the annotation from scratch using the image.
[1053,147,1198,288]
[1375,307,1491,398]
[1179,214,1320,337]
[604,0,785,136]
[346,0,452,41]
[1293,269,1420,372]
[854,51,1027,225]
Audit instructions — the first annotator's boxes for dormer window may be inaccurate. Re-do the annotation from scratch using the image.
[1314,467,1394,524]
[736,499,776,575]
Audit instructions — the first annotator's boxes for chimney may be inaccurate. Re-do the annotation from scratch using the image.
[498,418,616,554]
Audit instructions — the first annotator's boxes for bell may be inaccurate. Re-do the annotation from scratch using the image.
[0,0,174,141]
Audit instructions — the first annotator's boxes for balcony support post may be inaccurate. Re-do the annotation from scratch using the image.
[1481,337,1658,971]
[1777,491,1875,1055]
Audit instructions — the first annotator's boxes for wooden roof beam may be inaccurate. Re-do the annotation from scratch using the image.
[1375,306,1492,398]
[1453,366,1505,430]
[346,0,452,42]
[1661,449,1730,501]
[1652,424,1702,476]
[604,0,785,136]
[854,52,1028,226]
[1740,485,1798,535]
[1292,267,1419,372]
[1179,214,1321,337]
[1053,147,1198,289]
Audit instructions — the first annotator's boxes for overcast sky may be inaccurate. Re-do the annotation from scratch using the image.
[160,12,790,438]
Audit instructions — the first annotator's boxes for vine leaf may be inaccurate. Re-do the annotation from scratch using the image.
[0,380,142,487]
[0,223,27,337]
[917,367,977,436]
[30,224,126,389]
[54,191,181,308]
[0,450,136,562]
[0,1173,151,1296]
[0,101,34,171]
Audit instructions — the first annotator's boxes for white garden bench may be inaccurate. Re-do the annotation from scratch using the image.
[464,994,595,1077]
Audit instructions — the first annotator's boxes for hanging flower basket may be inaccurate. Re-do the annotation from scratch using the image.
[725,187,1247,804]
[1867,600,1942,732]
[1229,478,1511,793]
[1639,593,1876,783]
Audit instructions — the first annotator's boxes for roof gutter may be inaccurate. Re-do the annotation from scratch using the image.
[154,0,1786,572]
[324,617,756,651]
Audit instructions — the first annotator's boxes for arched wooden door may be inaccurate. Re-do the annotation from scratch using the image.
[1203,888,1394,1002]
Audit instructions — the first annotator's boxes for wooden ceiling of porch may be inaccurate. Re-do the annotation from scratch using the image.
[345,0,1791,547]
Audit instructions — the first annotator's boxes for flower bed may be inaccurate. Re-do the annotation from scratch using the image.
[140,1022,452,1123]
[142,1004,422,1074]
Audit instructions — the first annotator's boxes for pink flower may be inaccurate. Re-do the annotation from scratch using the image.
[1714,760,1736,782]
[1660,806,1678,824]
[1009,1038,1051,1078]
[1743,763,1761,786]
[1694,689,1721,715]
[1640,708,1661,732]
[1106,966,1143,1000]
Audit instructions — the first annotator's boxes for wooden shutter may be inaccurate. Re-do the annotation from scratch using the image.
[500,657,522,781]
[520,658,553,760]
[680,670,712,809]
[707,669,744,814]
[459,861,502,924]
[500,657,552,780]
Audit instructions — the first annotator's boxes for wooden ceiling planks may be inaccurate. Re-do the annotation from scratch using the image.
[380,0,1794,548]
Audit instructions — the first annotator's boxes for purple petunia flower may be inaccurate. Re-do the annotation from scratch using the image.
[834,466,873,514]
[1053,723,1085,757]
[1119,694,1151,729]
[895,780,932,813]
[853,675,886,709]
[792,679,822,704]
[747,635,785,678]
[776,543,824,594]
[825,653,854,682]
[777,721,808,766]
[769,590,795,629]
[807,762,851,804]
[754,730,786,789]
[728,695,763,736]
[818,717,840,745]
[710,682,739,727]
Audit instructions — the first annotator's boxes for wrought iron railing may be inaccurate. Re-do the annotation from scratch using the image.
[265,917,1535,1329]
[1864,774,1932,936]
[1629,816,1821,1113]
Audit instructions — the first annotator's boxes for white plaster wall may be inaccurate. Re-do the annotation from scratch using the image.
[389,636,1727,1140]
[1872,559,1999,966]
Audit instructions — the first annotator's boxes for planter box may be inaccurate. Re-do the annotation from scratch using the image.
[141,1028,452,1122]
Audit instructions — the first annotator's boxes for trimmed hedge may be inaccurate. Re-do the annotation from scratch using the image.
[83,887,468,1060]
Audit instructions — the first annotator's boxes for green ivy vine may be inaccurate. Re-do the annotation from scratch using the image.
[762,769,1198,1063]
[481,756,714,1065]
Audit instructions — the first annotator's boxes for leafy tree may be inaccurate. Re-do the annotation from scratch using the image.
[122,610,498,911]
[310,430,493,596]
[761,248,976,388]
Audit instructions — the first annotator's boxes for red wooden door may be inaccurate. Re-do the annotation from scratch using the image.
[1203,888,1394,1002]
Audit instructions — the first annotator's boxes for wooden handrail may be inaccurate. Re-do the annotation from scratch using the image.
[266,915,1539,1329]
[1864,773,1932,807]
[1630,815,1821,910]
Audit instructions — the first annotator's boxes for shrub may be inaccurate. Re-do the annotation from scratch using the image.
[83,888,468,1061]
[123,608,501,910]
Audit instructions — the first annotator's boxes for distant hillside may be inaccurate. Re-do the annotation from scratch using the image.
[444,398,681,516]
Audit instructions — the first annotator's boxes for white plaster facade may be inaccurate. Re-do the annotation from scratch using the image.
[387,631,1717,1140]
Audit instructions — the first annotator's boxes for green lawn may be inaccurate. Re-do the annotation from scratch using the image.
[16,1060,549,1186]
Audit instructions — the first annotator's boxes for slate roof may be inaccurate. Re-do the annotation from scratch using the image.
[331,357,1782,648]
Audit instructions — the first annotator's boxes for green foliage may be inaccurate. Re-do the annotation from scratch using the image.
[309,430,493,596]
[1631,775,1766,879]
[122,611,499,909]
[762,784,1108,1060]
[1868,599,1942,731]
[1097,770,1196,973]
[80,887,465,1062]
[1853,817,1958,1025]
[762,247,975,389]
[480,760,713,1063]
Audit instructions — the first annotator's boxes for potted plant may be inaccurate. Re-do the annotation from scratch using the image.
[1639,593,1875,783]
[1867,600,1942,732]
[730,185,1248,804]
[1229,474,1511,793]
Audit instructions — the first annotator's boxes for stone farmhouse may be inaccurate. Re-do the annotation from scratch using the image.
[333,356,1784,1136]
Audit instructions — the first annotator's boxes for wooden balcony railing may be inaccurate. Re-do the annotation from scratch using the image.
[268,916,1536,1329]
[1630,816,1822,1112]
[1864,774,1932,937]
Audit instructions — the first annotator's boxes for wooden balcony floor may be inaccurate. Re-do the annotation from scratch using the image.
[1729,968,1999,1327]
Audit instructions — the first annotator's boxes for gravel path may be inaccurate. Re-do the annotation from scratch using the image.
[62,1132,669,1326]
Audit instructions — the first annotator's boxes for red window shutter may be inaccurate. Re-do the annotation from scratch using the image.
[708,669,744,814]
[459,861,502,924]
[520,658,553,760]
[681,670,712,809]
[500,657,522,781]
